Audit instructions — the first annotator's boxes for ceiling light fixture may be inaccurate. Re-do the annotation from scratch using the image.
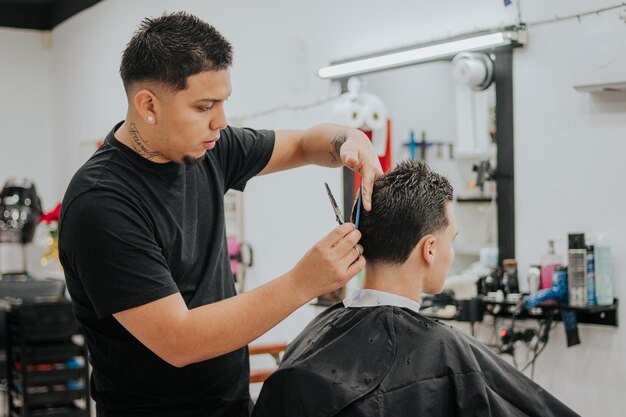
[318,29,527,79]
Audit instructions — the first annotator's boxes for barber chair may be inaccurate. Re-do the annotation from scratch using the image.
[248,342,287,384]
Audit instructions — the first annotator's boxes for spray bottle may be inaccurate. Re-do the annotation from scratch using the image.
[540,240,562,290]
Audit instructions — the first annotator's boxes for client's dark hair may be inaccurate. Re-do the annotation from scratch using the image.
[354,160,453,264]
[120,11,233,92]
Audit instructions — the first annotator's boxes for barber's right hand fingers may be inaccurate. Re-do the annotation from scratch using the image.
[335,230,362,262]
[346,251,366,277]
[323,222,357,246]
[340,243,364,265]
[292,224,365,297]
[321,224,363,266]
[329,225,362,251]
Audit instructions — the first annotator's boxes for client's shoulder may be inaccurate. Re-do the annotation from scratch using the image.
[284,304,396,362]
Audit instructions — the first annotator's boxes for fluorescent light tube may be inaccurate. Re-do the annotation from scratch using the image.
[318,30,524,79]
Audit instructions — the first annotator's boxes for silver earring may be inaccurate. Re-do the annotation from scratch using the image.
[147,116,154,123]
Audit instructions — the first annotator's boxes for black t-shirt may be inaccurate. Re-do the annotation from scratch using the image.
[59,122,275,417]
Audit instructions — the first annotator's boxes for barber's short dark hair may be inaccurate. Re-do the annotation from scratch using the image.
[354,160,453,265]
[120,11,233,91]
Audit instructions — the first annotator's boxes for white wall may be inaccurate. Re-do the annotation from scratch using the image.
[514,5,626,415]
[1,0,624,415]
[0,27,58,275]
[0,28,56,205]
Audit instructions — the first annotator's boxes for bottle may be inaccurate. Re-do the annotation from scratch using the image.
[586,245,597,305]
[567,233,587,307]
[594,234,614,305]
[527,266,541,295]
[502,259,519,295]
[540,240,562,290]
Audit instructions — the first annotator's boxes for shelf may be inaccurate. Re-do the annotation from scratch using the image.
[419,297,619,327]
[456,196,494,203]
[482,297,619,327]
[14,367,85,386]
[419,306,457,321]
[481,298,618,312]
[11,387,84,408]
[11,404,87,417]
[12,344,83,363]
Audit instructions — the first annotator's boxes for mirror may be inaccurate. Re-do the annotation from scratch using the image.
[339,49,515,280]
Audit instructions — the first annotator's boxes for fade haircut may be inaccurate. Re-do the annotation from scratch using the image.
[354,160,453,265]
[120,11,233,92]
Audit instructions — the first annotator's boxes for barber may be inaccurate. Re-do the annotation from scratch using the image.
[58,11,382,417]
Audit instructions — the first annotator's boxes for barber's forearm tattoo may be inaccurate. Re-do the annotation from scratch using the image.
[128,123,162,160]
[329,131,347,163]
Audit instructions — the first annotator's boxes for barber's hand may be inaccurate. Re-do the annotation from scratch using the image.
[289,223,364,301]
[340,129,384,211]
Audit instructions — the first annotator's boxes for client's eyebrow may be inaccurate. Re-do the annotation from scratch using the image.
[194,98,220,104]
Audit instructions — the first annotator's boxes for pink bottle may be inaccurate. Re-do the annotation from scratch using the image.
[540,240,562,289]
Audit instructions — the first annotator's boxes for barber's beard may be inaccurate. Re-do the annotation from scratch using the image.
[182,155,204,166]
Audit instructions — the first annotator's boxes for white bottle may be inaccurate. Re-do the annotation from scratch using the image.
[594,234,614,305]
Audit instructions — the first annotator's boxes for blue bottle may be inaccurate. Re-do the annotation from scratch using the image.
[586,245,597,305]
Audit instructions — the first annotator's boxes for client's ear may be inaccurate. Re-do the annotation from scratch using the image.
[420,235,437,265]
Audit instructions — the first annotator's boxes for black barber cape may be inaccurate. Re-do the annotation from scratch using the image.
[253,303,579,417]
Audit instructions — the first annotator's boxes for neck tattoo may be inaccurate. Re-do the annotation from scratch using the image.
[329,130,347,163]
[128,123,162,160]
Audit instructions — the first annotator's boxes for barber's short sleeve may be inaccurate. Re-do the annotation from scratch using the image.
[59,191,178,318]
[214,126,275,191]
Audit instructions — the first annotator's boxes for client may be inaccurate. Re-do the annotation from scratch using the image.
[253,160,579,417]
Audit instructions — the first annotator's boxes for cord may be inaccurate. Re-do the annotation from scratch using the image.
[530,334,539,379]
[486,316,500,348]
[519,311,556,375]
[524,3,626,28]
[521,339,547,373]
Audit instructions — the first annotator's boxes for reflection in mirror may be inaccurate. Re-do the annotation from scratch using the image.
[350,60,498,279]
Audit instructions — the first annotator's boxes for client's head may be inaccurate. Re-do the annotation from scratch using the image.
[355,160,456,294]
